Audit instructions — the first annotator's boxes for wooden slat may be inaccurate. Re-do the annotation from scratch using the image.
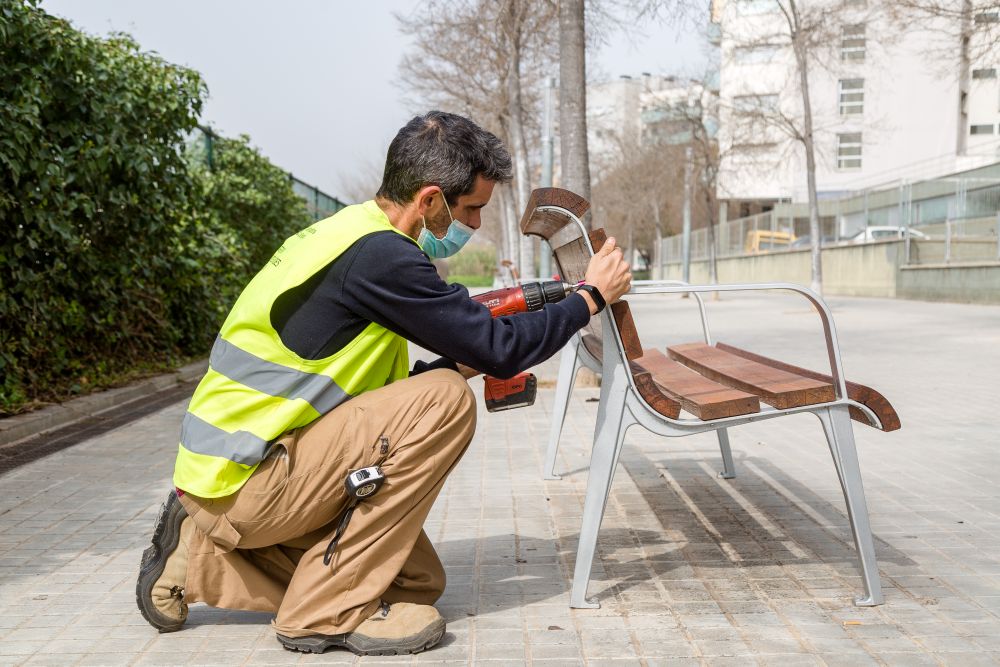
[581,332,603,363]
[633,349,760,420]
[668,343,836,409]
[520,187,590,239]
[715,342,901,431]
[589,228,643,361]
[632,370,681,419]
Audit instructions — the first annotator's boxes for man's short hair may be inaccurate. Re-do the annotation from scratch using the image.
[376,111,513,205]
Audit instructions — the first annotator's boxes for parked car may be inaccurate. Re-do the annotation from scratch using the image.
[790,235,839,249]
[848,226,929,243]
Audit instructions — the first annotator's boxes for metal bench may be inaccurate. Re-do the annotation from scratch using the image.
[521,187,900,609]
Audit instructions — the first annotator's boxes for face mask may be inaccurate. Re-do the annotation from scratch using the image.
[418,195,474,259]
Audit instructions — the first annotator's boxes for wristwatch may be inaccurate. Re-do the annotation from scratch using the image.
[575,283,607,314]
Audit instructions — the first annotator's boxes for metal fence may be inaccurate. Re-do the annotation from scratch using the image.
[188,126,347,221]
[662,161,1000,267]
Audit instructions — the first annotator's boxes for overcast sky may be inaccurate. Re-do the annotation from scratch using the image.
[41,1,709,199]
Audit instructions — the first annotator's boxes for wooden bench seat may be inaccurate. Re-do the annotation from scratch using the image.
[632,349,760,420]
[667,342,836,409]
[715,342,901,431]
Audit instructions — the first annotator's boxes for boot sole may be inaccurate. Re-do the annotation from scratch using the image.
[136,490,187,632]
[277,618,446,656]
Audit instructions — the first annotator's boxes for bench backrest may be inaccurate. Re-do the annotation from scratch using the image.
[520,188,681,416]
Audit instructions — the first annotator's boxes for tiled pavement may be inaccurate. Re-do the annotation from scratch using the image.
[1,293,999,665]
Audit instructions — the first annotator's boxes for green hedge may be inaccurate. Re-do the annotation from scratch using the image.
[0,3,310,413]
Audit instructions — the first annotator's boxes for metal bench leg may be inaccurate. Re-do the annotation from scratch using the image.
[717,428,736,479]
[817,406,884,606]
[570,362,630,609]
[543,336,581,480]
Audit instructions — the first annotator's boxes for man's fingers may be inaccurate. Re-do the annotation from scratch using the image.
[598,237,616,255]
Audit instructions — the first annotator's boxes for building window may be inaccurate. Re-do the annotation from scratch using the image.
[733,45,781,64]
[841,25,866,61]
[975,12,999,23]
[837,133,862,169]
[973,68,997,79]
[838,79,864,115]
[970,124,995,135]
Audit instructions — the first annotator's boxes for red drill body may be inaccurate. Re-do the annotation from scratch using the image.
[472,281,570,412]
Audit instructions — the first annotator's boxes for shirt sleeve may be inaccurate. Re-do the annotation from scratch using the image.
[339,232,591,379]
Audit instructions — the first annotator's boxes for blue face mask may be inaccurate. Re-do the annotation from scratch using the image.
[418,196,474,259]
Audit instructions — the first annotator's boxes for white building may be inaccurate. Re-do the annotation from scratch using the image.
[715,0,1000,207]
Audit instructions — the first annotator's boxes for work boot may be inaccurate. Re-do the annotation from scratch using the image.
[136,490,193,632]
[276,601,446,656]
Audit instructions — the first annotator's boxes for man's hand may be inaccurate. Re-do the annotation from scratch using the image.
[581,237,632,315]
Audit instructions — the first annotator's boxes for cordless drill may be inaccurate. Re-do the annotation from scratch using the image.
[472,281,571,412]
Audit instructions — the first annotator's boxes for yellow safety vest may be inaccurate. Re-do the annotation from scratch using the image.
[173,201,414,498]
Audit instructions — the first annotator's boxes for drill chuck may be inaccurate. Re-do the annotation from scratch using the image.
[520,280,570,313]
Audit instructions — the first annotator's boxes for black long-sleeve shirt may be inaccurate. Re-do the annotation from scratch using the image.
[269,230,591,379]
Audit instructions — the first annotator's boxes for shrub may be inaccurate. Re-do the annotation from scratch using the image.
[0,4,310,413]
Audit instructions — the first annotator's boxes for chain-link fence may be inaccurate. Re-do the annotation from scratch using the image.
[662,161,1000,266]
[189,126,347,221]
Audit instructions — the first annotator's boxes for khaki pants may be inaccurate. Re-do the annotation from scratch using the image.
[177,368,476,637]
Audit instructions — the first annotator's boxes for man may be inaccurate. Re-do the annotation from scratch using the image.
[136,111,631,656]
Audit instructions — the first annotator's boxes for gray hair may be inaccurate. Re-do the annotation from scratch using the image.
[376,111,512,205]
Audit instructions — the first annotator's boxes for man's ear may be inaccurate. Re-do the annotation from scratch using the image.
[415,185,443,217]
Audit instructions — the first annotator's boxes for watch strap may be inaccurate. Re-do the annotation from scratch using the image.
[576,284,607,314]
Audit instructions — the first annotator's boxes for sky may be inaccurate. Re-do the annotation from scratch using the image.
[40,1,710,199]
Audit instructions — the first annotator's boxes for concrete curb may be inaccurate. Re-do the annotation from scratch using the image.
[0,359,207,448]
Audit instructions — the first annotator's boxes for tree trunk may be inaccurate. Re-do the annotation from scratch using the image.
[789,0,823,294]
[558,0,592,226]
[500,180,521,273]
[651,198,662,279]
[705,192,718,287]
[503,0,535,279]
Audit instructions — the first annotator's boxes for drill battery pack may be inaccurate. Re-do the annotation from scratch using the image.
[483,372,537,412]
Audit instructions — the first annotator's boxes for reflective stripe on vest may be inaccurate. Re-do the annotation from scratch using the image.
[179,412,269,466]
[173,201,417,498]
[209,336,348,415]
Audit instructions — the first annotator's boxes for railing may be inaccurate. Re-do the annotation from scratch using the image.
[662,213,1000,267]
[905,216,1000,265]
[662,162,1000,267]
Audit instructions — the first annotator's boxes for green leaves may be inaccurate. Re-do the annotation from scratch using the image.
[0,3,309,414]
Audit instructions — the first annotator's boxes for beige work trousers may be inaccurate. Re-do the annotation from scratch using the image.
[176,368,476,637]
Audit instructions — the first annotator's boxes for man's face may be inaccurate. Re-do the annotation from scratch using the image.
[425,175,495,239]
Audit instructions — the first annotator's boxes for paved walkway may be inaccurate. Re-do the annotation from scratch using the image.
[1,294,999,665]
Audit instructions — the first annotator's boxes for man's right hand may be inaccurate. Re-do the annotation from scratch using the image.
[581,237,632,314]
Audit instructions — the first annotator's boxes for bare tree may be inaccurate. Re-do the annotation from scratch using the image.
[680,83,724,292]
[559,0,593,228]
[335,158,385,205]
[887,1,1000,69]
[592,136,691,270]
[396,1,557,278]
[719,0,876,294]
[501,0,536,278]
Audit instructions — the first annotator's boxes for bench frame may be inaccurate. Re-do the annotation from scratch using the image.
[543,280,741,482]
[524,197,886,610]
